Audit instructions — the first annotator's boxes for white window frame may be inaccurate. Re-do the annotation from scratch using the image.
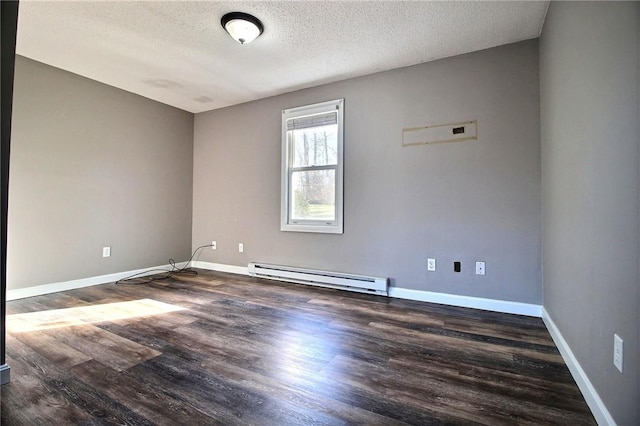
[281,98,344,234]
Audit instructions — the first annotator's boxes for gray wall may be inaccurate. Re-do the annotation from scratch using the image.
[193,40,541,304]
[8,56,194,290]
[540,3,639,425]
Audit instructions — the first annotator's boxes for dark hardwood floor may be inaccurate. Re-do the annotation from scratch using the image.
[1,269,595,425]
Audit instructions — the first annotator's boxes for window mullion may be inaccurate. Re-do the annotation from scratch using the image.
[290,165,336,173]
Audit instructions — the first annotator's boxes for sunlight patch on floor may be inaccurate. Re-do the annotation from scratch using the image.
[7,299,185,333]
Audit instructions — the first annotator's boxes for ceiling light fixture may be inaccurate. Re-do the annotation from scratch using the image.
[221,12,264,45]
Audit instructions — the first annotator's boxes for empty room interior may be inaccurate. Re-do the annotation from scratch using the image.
[1,1,638,425]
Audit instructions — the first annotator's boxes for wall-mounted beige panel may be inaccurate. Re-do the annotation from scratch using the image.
[402,120,477,147]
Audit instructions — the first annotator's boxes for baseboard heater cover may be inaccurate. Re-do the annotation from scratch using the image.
[248,262,388,296]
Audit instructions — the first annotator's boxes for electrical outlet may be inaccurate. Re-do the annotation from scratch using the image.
[454,261,461,272]
[238,243,244,253]
[475,261,486,275]
[614,334,624,373]
[427,258,436,271]
[102,246,111,258]
[211,241,216,250]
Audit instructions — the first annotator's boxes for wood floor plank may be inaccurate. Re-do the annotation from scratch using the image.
[10,330,93,369]
[325,354,591,425]
[1,352,92,425]
[2,334,156,426]
[194,350,408,426]
[54,324,162,371]
[70,359,222,426]
[2,269,596,425]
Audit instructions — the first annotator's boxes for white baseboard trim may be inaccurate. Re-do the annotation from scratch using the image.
[190,261,249,276]
[6,262,189,301]
[388,287,542,317]
[542,308,615,426]
[191,262,540,317]
[9,261,541,319]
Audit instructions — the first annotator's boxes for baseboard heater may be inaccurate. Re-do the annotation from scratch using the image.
[248,262,388,296]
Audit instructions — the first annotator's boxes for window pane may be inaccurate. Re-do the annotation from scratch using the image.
[290,169,336,221]
[291,124,338,167]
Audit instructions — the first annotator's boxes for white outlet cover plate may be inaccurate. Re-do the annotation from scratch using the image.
[102,246,111,257]
[427,258,436,271]
[475,261,486,275]
[614,334,623,372]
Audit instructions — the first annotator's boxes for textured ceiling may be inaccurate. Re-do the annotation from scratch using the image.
[16,1,549,114]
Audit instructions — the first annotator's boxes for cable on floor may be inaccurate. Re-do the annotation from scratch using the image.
[116,243,214,285]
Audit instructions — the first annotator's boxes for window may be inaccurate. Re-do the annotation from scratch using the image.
[281,99,344,233]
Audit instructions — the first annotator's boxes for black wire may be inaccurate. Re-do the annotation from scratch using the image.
[116,244,214,285]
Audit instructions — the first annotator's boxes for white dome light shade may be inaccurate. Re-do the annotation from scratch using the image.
[221,12,264,45]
